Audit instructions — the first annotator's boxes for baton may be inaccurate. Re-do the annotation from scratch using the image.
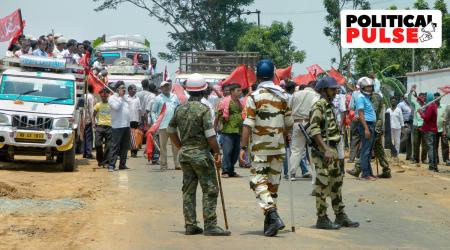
[215,161,229,230]
[286,142,295,232]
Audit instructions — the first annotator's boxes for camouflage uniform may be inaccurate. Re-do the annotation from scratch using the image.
[243,82,293,212]
[354,93,390,175]
[307,98,345,217]
[167,97,219,229]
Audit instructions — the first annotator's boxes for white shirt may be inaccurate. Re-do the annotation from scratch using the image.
[108,93,130,128]
[53,48,64,58]
[290,87,320,120]
[85,93,96,124]
[126,94,141,122]
[201,97,215,122]
[386,107,404,129]
[332,93,346,124]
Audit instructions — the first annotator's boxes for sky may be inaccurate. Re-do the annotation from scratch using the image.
[0,0,434,78]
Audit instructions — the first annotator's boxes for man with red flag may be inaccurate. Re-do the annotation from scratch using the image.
[221,64,249,89]
[307,64,325,78]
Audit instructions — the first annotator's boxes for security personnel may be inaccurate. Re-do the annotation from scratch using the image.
[240,59,293,237]
[347,78,391,178]
[168,73,230,236]
[308,76,359,230]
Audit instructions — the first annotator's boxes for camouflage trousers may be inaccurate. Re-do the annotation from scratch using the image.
[179,148,219,229]
[312,148,345,217]
[250,154,284,212]
[355,134,390,173]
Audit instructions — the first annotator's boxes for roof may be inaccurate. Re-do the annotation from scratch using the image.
[1,69,76,80]
[96,40,149,51]
[406,67,450,77]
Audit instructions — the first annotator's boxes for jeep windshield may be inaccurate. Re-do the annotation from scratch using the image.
[0,75,75,105]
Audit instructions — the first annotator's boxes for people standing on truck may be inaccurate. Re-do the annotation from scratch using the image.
[53,37,66,58]
[108,81,131,172]
[14,39,31,57]
[151,81,180,170]
[45,42,55,57]
[127,84,142,158]
[62,39,78,64]
[32,37,48,57]
[83,85,96,160]
[94,88,112,167]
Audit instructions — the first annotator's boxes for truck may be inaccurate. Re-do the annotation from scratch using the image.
[0,55,82,171]
[95,35,163,90]
[176,50,259,86]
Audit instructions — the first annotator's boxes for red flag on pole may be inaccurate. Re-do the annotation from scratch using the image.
[276,66,292,81]
[163,65,168,81]
[0,9,23,42]
[306,64,325,78]
[87,71,106,94]
[145,103,167,161]
[327,67,346,85]
[172,83,188,104]
[438,85,450,94]
[220,64,249,89]
[292,73,315,86]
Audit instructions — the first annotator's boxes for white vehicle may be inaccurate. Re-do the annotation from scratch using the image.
[0,56,81,171]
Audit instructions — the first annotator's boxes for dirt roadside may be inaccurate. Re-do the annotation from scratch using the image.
[0,155,113,250]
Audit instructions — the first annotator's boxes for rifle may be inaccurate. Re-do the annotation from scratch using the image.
[298,123,324,158]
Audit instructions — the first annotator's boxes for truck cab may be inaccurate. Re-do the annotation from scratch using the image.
[0,56,81,171]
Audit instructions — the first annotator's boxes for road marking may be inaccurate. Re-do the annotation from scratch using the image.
[118,171,129,190]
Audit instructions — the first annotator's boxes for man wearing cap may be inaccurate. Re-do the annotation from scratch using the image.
[53,37,66,58]
[239,59,293,237]
[151,81,180,170]
[168,73,230,236]
[308,76,359,230]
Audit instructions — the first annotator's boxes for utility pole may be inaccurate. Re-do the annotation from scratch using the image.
[240,9,261,27]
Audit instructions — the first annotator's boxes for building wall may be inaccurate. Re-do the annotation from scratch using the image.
[407,69,450,105]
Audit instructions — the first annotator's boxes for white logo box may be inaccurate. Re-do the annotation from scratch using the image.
[341,10,442,48]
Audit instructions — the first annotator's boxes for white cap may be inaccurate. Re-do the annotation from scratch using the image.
[185,73,207,92]
[160,81,171,87]
[56,37,67,44]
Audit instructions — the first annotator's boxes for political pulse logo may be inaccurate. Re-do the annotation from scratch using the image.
[341,10,442,48]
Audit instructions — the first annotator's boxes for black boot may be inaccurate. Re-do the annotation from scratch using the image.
[264,208,285,237]
[316,215,341,230]
[185,225,203,235]
[203,226,231,236]
[334,213,360,228]
[377,169,391,178]
[346,168,361,178]
[339,159,345,176]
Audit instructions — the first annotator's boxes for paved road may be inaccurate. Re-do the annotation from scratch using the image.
[85,151,450,250]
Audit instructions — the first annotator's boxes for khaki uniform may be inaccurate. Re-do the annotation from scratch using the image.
[308,98,345,217]
[243,82,293,212]
[167,97,219,229]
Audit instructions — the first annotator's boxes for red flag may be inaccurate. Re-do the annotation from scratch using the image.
[247,66,256,87]
[292,73,315,86]
[172,83,188,104]
[145,103,167,162]
[327,67,346,85]
[220,64,249,89]
[87,71,106,94]
[0,9,23,42]
[79,50,91,73]
[306,64,325,78]
[438,85,450,94]
[163,65,168,81]
[8,19,25,48]
[276,66,292,81]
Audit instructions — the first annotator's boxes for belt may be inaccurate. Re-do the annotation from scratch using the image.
[294,118,309,123]
[326,141,339,147]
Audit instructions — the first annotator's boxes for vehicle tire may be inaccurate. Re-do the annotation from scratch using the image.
[62,146,76,172]
[56,153,63,163]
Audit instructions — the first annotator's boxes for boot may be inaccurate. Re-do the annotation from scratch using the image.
[334,213,360,228]
[185,225,203,235]
[203,226,231,236]
[264,208,285,237]
[433,166,439,172]
[377,169,391,178]
[346,168,361,178]
[316,215,341,230]
[339,159,345,176]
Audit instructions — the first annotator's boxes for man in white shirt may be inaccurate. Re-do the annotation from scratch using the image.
[61,39,78,64]
[83,85,96,159]
[53,37,66,58]
[386,97,404,157]
[289,81,320,182]
[127,84,142,157]
[108,81,131,172]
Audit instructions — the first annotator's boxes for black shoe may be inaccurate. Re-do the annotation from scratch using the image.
[119,166,130,170]
[339,159,345,176]
[185,225,203,235]
[334,213,360,228]
[346,168,361,178]
[377,171,391,179]
[264,208,285,237]
[316,215,341,230]
[433,166,439,172]
[203,226,231,236]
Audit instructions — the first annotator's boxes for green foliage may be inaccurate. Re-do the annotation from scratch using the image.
[93,0,254,62]
[92,35,105,49]
[375,65,407,106]
[236,21,306,68]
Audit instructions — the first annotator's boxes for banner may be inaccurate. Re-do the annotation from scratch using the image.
[306,64,325,78]
[327,67,346,85]
[220,64,249,89]
[0,9,22,42]
[292,73,315,86]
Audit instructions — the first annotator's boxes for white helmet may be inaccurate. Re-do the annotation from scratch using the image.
[185,73,207,92]
[357,77,374,89]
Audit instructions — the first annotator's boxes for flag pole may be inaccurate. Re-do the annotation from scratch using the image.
[417,92,448,111]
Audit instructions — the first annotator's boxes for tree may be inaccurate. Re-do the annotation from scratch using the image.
[93,0,254,61]
[322,0,370,71]
[236,21,306,68]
